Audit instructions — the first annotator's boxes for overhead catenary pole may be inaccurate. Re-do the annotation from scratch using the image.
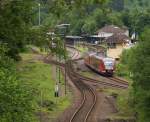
[58,39,61,84]
[64,41,67,95]
[55,23,70,95]
[38,3,41,26]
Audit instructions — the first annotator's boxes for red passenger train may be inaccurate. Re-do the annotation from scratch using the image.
[84,52,115,76]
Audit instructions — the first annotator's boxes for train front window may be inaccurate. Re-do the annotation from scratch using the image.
[104,61,114,69]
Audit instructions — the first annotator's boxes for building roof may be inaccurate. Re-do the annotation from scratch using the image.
[97,25,127,34]
[106,33,130,44]
[89,35,105,38]
[65,36,83,39]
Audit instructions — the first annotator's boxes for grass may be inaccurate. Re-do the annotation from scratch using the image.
[80,71,95,78]
[75,45,88,53]
[17,52,71,122]
[100,87,134,119]
[25,45,49,55]
[81,69,134,118]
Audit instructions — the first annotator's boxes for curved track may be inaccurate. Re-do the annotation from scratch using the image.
[67,46,129,89]
[107,77,129,85]
[67,61,97,122]
[43,46,129,121]
[74,71,128,89]
[66,46,97,122]
[44,46,129,89]
[67,45,80,60]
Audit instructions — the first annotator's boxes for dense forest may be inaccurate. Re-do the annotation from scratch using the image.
[125,0,150,9]
[34,0,150,36]
[0,0,150,122]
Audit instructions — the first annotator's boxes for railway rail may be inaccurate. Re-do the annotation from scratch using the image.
[43,46,129,121]
[107,77,129,85]
[67,45,80,60]
[73,71,128,89]
[67,61,97,122]
[67,45,129,88]
[44,54,128,89]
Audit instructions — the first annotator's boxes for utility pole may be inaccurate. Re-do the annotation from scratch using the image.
[55,24,70,95]
[40,90,42,122]
[38,3,41,26]
[56,40,59,97]
[64,41,67,95]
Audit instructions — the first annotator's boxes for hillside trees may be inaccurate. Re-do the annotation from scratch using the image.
[44,0,114,35]
[0,1,40,121]
[125,0,150,10]
[0,0,33,60]
[121,9,150,35]
[119,28,150,122]
[128,28,150,122]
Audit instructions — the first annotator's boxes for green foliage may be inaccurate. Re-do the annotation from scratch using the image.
[28,26,49,48]
[49,36,66,59]
[44,0,113,35]
[116,49,134,77]
[129,28,150,89]
[82,19,97,34]
[38,0,150,37]
[121,9,150,34]
[19,52,71,119]
[116,90,134,116]
[124,28,150,122]
[120,49,133,65]
[116,63,129,77]
[125,0,150,10]
[0,44,37,122]
[0,0,33,60]
[110,0,124,11]
[107,12,123,26]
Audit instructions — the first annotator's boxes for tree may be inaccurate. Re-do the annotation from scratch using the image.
[0,44,37,122]
[0,0,33,60]
[44,0,111,35]
[129,28,150,122]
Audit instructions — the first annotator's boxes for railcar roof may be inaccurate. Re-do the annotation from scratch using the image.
[86,51,97,56]
[93,54,115,61]
[86,51,115,61]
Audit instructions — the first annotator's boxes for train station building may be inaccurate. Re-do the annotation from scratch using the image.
[96,25,131,59]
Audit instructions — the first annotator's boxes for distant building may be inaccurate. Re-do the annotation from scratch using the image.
[65,36,83,45]
[97,25,129,38]
[96,25,131,59]
[106,33,131,59]
[84,35,105,44]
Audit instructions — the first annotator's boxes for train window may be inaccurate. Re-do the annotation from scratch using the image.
[104,61,114,70]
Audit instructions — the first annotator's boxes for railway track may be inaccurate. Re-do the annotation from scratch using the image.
[107,77,129,85]
[43,46,129,121]
[68,45,80,60]
[67,46,129,89]
[66,47,97,122]
[67,61,97,122]
[74,72,128,89]
[44,58,128,89]
[41,47,97,122]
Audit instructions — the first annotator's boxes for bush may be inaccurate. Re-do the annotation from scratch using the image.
[0,45,37,122]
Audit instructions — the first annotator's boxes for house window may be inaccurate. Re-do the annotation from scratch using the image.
[108,43,116,48]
